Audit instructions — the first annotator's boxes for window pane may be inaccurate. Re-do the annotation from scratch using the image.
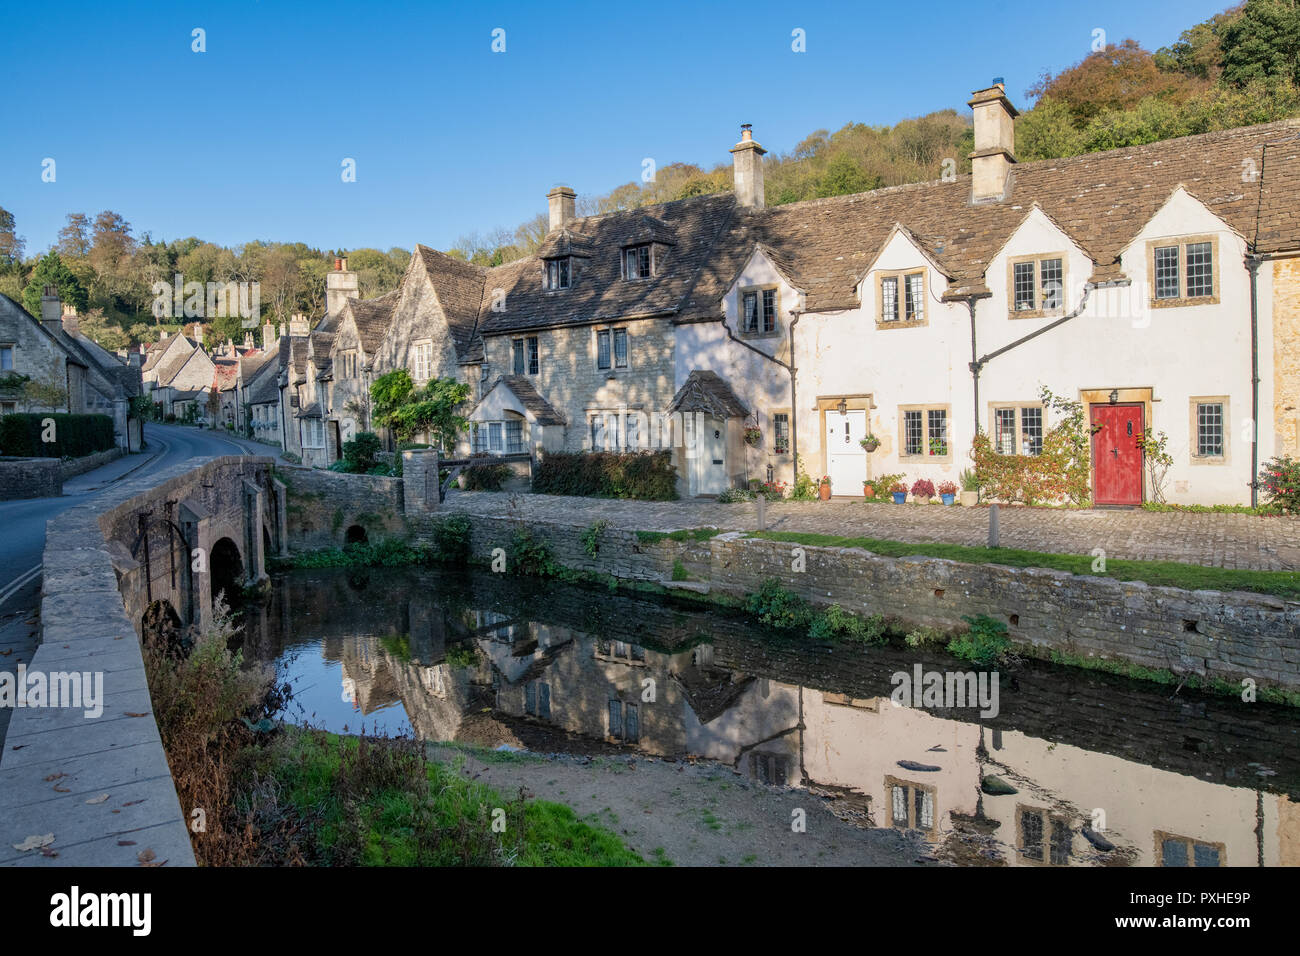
[538,682,550,720]
[638,245,650,278]
[881,277,899,322]
[1021,407,1043,456]
[904,410,923,455]
[558,258,569,288]
[1193,843,1220,867]
[512,339,524,375]
[527,337,538,375]
[525,682,536,715]
[917,789,933,829]
[743,292,758,332]
[774,413,790,454]
[597,330,610,370]
[626,248,637,278]
[1162,839,1189,867]
[927,409,947,456]
[1155,246,1180,299]
[1040,259,1063,310]
[994,408,1016,455]
[625,414,639,450]
[762,289,776,332]
[1186,242,1213,297]
[625,703,639,743]
[1022,811,1044,861]
[1013,261,1036,310]
[1050,817,1071,865]
[1197,402,1223,456]
[892,786,908,826]
[905,273,924,321]
[506,419,523,453]
[608,700,622,738]
[488,422,503,452]
[614,329,628,368]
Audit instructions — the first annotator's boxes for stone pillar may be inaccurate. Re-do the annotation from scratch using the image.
[272,477,290,556]
[402,448,441,513]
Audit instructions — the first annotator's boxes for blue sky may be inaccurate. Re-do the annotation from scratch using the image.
[0,0,1232,257]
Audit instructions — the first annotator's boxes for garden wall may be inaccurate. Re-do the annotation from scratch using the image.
[281,465,405,551]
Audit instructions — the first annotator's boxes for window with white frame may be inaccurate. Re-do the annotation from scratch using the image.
[544,257,571,290]
[411,342,433,381]
[1151,237,1216,304]
[624,244,652,279]
[472,419,525,454]
[878,270,925,325]
[1008,255,1065,315]
[992,404,1043,455]
[773,412,790,454]
[596,328,629,371]
[302,418,325,448]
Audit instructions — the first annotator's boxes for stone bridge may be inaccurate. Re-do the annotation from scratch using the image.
[0,455,284,867]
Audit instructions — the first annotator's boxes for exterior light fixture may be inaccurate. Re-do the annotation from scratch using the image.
[1108,389,1119,405]
[837,398,848,415]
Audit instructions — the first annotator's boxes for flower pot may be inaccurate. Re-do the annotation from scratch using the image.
[860,439,880,453]
[941,493,955,506]
[818,482,832,501]
[891,491,907,504]
[863,484,875,498]
[959,490,978,508]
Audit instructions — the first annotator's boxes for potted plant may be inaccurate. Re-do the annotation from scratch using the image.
[862,479,875,498]
[937,480,958,505]
[818,475,832,500]
[889,481,908,504]
[928,437,948,457]
[910,477,936,503]
[743,425,762,447]
[859,434,880,453]
[959,468,980,507]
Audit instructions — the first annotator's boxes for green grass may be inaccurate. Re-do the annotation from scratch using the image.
[1041,649,1300,707]
[255,729,643,866]
[751,531,1300,600]
[636,527,723,544]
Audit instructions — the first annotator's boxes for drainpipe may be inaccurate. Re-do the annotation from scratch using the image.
[1247,253,1261,507]
[966,298,980,502]
[713,312,798,481]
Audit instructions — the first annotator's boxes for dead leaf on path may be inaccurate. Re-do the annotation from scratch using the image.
[85,793,109,804]
[0,648,12,656]
[11,744,24,751]
[140,859,167,868]
[39,847,58,858]
[137,848,155,863]
[12,833,54,852]
[124,712,148,718]
[43,773,66,782]
[52,785,70,793]
[117,840,136,846]
[122,798,146,806]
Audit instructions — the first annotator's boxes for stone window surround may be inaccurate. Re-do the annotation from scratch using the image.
[593,325,630,374]
[1153,829,1224,867]
[1189,395,1229,466]
[875,268,929,329]
[1005,252,1068,319]
[884,775,937,840]
[987,400,1045,456]
[543,256,572,291]
[897,402,952,463]
[1146,234,1220,309]
[770,407,792,457]
[511,336,540,376]
[410,339,434,382]
[0,343,14,371]
[622,243,656,281]
[1015,803,1073,867]
[738,284,782,338]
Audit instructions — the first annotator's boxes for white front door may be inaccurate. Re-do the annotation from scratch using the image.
[687,415,728,496]
[827,409,867,494]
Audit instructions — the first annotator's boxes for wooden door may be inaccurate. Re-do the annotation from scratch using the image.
[828,409,867,494]
[1091,404,1144,506]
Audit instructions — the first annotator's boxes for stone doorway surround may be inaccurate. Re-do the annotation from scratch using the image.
[815,393,874,493]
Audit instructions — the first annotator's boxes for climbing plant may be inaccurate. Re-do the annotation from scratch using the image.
[972,385,1096,505]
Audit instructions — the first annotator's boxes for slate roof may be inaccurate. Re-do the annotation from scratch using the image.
[493,375,566,425]
[668,370,749,418]
[244,355,280,405]
[416,245,489,363]
[348,290,400,356]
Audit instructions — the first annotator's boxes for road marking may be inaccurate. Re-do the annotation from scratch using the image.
[0,564,42,609]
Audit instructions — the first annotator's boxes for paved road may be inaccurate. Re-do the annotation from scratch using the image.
[0,424,270,747]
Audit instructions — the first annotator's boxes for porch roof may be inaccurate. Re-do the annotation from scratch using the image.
[667,370,749,419]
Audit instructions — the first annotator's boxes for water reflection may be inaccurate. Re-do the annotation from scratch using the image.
[242,567,1300,867]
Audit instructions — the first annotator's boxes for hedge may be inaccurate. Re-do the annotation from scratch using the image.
[0,412,115,458]
[532,450,678,500]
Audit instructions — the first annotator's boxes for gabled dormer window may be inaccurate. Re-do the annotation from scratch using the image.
[741,287,777,335]
[544,257,570,290]
[624,244,653,280]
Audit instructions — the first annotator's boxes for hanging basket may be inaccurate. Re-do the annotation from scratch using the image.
[859,438,880,453]
[743,427,762,447]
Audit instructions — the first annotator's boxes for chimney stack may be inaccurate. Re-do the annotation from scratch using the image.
[730,125,767,210]
[547,186,576,233]
[40,285,61,332]
[60,303,79,336]
[968,79,1019,203]
[326,255,359,318]
[263,321,276,350]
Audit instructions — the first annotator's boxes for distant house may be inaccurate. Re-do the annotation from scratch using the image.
[141,324,216,421]
[0,287,142,450]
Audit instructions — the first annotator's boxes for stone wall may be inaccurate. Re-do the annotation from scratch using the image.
[61,445,124,479]
[282,465,405,551]
[0,457,62,499]
[1274,256,1300,458]
[404,514,1300,692]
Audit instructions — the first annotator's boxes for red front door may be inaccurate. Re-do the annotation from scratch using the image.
[1091,404,1144,506]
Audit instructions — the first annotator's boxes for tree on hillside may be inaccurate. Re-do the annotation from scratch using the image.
[56,213,91,259]
[1155,5,1243,79]
[1220,0,1300,87]
[22,252,88,317]
[0,207,25,267]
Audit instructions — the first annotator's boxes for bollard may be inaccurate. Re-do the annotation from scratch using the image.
[756,492,767,531]
[988,502,1000,549]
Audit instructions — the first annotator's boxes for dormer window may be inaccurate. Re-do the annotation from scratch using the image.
[624,244,653,280]
[741,287,777,335]
[545,257,571,290]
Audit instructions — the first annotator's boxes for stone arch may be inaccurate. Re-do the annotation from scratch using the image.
[345,524,369,546]
[210,536,244,607]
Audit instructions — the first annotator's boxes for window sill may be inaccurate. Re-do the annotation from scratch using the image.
[876,319,928,330]
[899,454,953,464]
[739,330,782,340]
[1008,308,1065,320]
[1190,455,1227,466]
[1149,295,1219,310]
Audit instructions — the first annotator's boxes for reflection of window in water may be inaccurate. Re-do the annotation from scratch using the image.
[476,609,515,642]
[599,639,645,662]
[608,699,639,743]
[1157,832,1222,867]
[1018,807,1072,865]
[749,752,788,786]
[692,645,713,667]
[886,777,936,835]
[525,681,551,720]
[420,667,445,698]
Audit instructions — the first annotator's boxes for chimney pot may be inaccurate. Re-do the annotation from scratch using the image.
[547,186,576,233]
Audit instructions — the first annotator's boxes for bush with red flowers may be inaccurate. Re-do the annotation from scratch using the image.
[1258,456,1300,514]
[910,478,936,500]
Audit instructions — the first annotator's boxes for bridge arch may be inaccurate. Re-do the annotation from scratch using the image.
[210,536,244,606]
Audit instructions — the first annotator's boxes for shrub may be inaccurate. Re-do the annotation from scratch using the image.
[745,578,813,631]
[532,450,678,500]
[972,386,1093,505]
[904,625,947,647]
[869,472,904,494]
[462,460,513,491]
[947,614,1011,667]
[671,559,689,581]
[910,478,936,500]
[335,431,382,473]
[581,519,608,558]
[790,456,818,500]
[1258,456,1300,514]
[937,480,958,497]
[430,514,472,564]
[809,604,887,645]
[0,412,114,458]
[717,487,754,503]
[507,527,559,577]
